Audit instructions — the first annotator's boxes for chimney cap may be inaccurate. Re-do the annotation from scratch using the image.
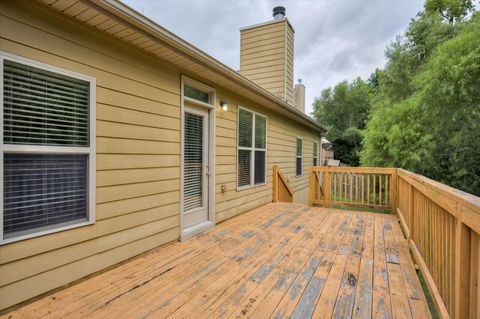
[273,6,286,20]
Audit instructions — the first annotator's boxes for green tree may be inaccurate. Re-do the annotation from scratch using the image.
[361,11,480,195]
[424,0,474,23]
[312,78,371,166]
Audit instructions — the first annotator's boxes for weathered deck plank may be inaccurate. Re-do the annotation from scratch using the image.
[1,203,431,319]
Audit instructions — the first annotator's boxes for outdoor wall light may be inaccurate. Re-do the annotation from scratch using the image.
[220,100,229,112]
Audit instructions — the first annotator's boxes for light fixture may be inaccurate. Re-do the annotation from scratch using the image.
[220,100,229,112]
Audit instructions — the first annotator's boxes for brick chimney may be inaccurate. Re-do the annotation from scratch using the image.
[240,7,294,105]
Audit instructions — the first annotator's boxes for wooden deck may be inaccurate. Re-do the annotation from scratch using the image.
[2,203,431,319]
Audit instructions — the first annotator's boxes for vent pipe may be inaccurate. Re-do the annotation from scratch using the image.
[273,6,286,20]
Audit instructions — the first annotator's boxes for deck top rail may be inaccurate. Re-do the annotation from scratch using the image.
[309,166,480,319]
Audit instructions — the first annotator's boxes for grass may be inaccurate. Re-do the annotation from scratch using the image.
[418,270,440,319]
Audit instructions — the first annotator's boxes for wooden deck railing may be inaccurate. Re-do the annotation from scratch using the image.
[396,169,480,319]
[308,166,397,212]
[273,165,293,203]
[308,166,480,319]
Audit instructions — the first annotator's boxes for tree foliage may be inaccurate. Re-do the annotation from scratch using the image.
[361,6,480,195]
[313,0,480,196]
[312,78,371,166]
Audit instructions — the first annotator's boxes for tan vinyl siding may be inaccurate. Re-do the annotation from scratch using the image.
[214,88,320,222]
[0,1,181,309]
[240,20,287,101]
[285,24,294,105]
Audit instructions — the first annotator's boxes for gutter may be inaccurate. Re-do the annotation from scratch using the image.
[90,0,327,133]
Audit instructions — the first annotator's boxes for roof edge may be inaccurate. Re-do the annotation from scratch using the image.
[88,0,325,132]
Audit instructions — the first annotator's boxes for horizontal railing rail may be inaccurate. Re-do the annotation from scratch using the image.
[308,166,480,319]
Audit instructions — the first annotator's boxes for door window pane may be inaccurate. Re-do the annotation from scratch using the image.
[184,112,204,211]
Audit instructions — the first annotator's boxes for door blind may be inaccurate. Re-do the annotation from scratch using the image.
[184,113,204,212]
[3,60,90,146]
[3,154,88,238]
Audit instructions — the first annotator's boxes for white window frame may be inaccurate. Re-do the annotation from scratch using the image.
[296,137,303,176]
[0,52,96,245]
[313,142,318,166]
[237,106,267,190]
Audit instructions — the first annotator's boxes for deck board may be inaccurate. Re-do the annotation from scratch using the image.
[1,203,431,319]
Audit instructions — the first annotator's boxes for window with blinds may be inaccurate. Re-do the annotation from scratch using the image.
[296,138,303,176]
[3,60,89,146]
[237,108,266,188]
[183,113,204,212]
[1,55,95,243]
[313,142,318,166]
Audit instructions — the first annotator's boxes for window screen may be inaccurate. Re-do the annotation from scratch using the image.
[238,108,266,188]
[2,57,93,241]
[296,138,303,176]
[3,154,88,237]
[313,142,318,166]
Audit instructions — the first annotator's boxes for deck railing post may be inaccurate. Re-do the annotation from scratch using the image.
[391,169,398,214]
[454,215,470,319]
[454,216,462,319]
[408,183,414,240]
[323,168,330,208]
[308,167,314,206]
[273,165,278,203]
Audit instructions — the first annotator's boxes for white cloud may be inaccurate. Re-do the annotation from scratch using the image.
[123,0,424,115]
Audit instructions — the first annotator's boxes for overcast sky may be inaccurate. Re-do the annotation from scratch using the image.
[123,0,424,115]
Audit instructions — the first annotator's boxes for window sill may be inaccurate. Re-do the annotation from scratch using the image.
[1,219,95,245]
[236,182,267,192]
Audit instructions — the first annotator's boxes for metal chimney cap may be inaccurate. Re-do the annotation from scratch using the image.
[273,6,286,20]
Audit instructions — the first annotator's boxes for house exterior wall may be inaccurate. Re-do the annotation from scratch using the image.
[215,87,319,222]
[0,1,320,310]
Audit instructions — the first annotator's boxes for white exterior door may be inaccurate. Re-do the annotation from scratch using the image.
[183,104,210,230]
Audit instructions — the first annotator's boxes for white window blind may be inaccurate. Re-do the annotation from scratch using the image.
[183,112,204,212]
[296,138,303,176]
[4,60,89,146]
[1,55,95,243]
[237,108,266,188]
